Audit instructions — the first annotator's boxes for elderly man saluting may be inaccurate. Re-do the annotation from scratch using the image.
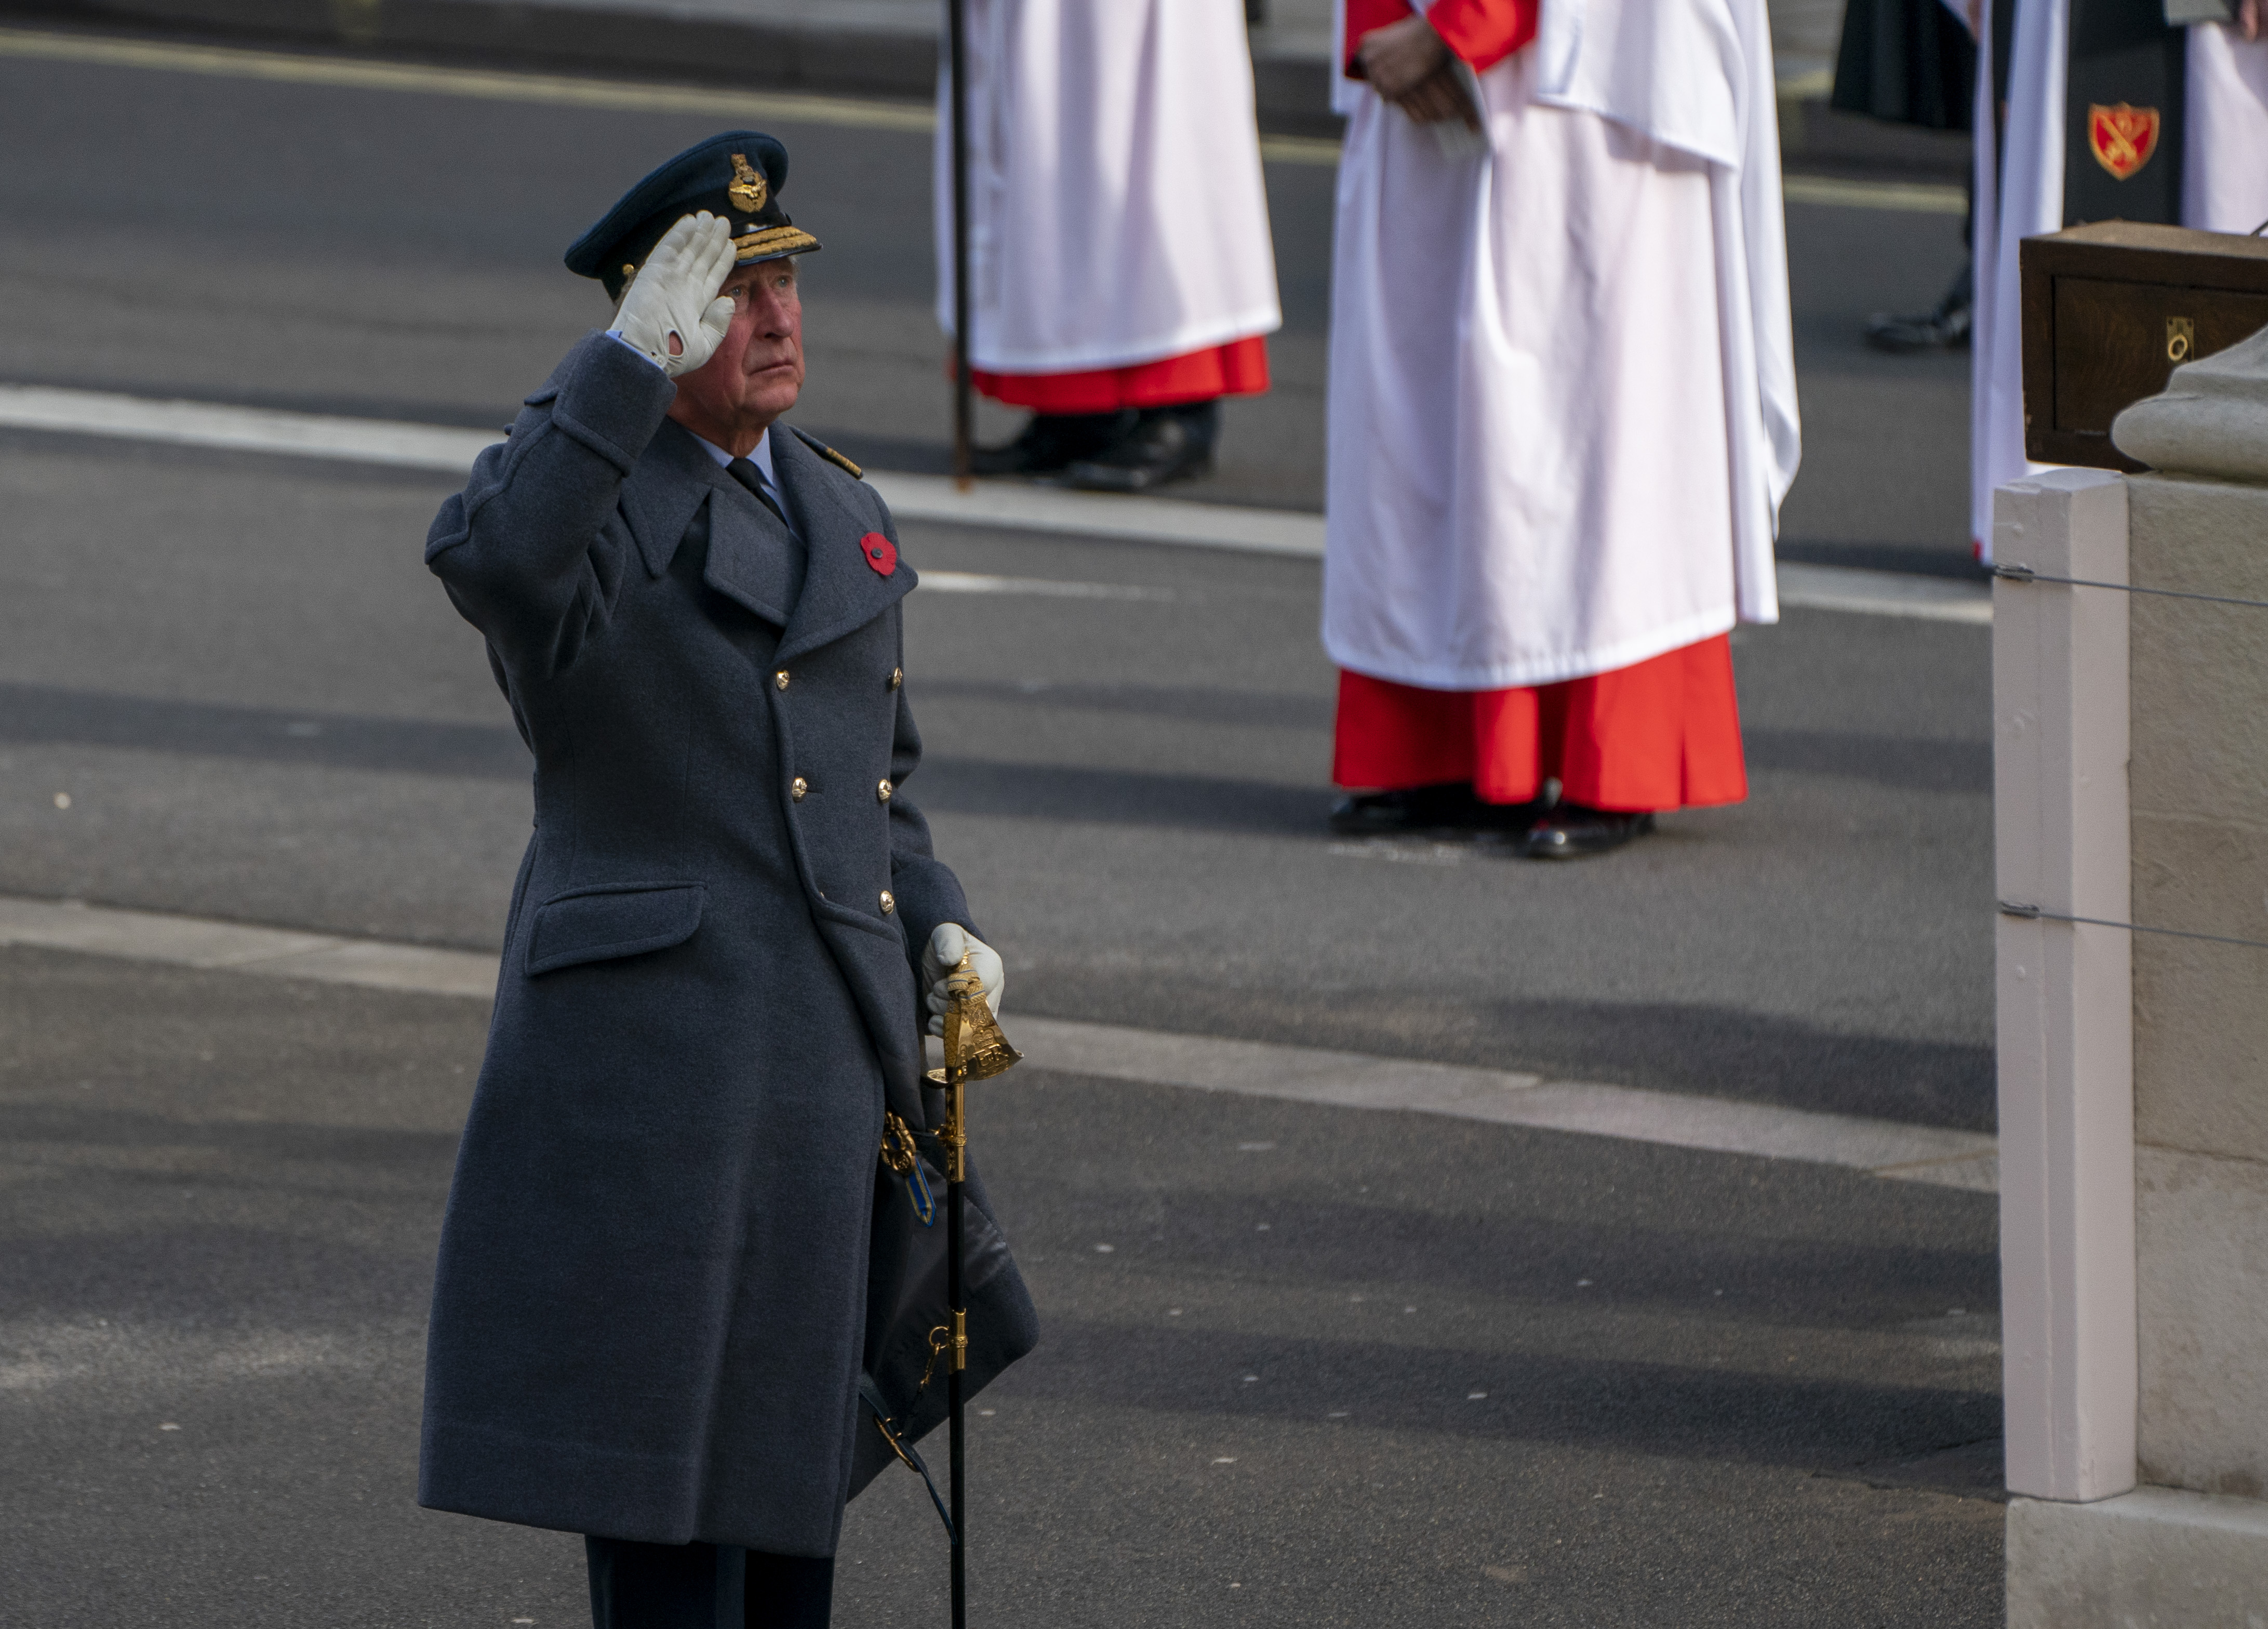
[416,131,1028,1629]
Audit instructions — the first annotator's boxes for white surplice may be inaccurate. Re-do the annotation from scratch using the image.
[932,0,1283,375]
[1970,3,2268,558]
[1322,0,1799,692]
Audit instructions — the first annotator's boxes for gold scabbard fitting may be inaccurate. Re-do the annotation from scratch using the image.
[941,1098,967,1183]
[880,1111,920,1176]
[952,1308,967,1372]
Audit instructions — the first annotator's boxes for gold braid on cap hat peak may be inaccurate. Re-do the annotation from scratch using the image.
[732,223,820,259]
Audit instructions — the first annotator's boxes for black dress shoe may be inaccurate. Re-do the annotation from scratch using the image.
[1515,804,1656,859]
[969,410,1135,476]
[1329,782,1544,837]
[1863,264,1973,354]
[1063,401,1219,492]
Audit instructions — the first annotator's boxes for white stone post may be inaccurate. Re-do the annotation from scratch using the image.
[1993,468,2136,1505]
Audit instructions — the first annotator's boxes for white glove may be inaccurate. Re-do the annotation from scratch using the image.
[922,923,1005,1038]
[612,213,737,378]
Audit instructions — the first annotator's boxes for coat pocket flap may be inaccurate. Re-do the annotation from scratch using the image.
[527,882,705,976]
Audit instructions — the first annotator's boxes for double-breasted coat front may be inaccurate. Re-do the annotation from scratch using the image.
[417,332,977,1556]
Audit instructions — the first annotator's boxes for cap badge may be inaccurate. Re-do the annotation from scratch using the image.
[728,153,770,214]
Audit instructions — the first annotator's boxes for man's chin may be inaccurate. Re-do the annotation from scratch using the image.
[745,377,802,419]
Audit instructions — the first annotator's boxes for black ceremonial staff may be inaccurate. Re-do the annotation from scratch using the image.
[935,952,1020,1628]
[948,0,975,487]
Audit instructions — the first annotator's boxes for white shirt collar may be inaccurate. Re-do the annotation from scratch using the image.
[688,423,778,491]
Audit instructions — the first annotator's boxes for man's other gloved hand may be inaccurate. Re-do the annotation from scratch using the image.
[613,213,737,378]
[922,923,1006,1038]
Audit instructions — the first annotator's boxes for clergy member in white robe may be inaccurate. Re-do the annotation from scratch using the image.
[1969,0,2267,558]
[935,0,1284,491]
[1323,0,1800,858]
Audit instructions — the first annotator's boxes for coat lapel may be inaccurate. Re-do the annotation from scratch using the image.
[625,419,808,627]
[699,462,803,628]
[772,428,916,660]
[619,418,722,580]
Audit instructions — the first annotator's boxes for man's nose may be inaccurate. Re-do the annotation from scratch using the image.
[749,293,795,336]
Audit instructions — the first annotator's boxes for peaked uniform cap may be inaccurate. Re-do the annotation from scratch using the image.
[565,131,821,301]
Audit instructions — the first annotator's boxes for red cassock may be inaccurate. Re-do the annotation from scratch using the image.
[972,334,1272,414]
[1333,642,1749,813]
[1331,0,1752,814]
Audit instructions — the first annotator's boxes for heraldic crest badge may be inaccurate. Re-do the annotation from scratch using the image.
[2088,103,2160,181]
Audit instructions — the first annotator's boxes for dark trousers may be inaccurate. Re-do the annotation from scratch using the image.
[584,1536,835,1629]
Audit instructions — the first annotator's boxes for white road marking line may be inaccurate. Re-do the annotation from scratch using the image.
[1000,1016,1997,1187]
[865,469,1327,556]
[1783,175,1968,215]
[1776,562,1992,624]
[0,383,493,471]
[0,895,498,999]
[0,383,1991,620]
[0,894,1998,1189]
[0,382,1329,555]
[1,27,1965,209]
[918,571,1171,601]
[1258,135,1343,165]
[0,25,935,131]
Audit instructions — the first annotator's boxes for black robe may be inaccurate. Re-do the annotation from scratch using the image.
[1833,0,1983,131]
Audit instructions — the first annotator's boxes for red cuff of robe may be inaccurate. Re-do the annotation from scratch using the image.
[1342,0,1537,77]
[1424,0,1539,72]
[1343,0,1415,75]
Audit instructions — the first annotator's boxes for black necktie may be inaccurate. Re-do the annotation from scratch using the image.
[726,456,796,539]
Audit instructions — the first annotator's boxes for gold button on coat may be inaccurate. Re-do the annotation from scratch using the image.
[877,779,892,803]
[775,670,791,691]
[887,667,903,691]
[878,890,896,915]
[791,777,808,801]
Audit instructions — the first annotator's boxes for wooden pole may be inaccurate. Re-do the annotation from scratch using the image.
[948,0,974,489]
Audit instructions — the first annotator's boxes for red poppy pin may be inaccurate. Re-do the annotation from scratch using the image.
[860,531,897,576]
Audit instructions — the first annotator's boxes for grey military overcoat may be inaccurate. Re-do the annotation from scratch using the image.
[417,331,978,1556]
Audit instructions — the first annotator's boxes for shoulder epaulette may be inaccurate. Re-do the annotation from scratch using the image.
[791,427,863,481]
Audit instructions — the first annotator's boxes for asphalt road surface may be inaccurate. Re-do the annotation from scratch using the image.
[0,29,2004,1628]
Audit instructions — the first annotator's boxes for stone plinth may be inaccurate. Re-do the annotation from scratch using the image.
[2136,1149,2268,1498]
[2001,322,2268,1626]
[2009,1488,2268,1627]
[2117,334,2268,1507]
[2123,472,2268,1168]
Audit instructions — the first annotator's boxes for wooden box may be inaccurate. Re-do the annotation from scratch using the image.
[2021,221,2268,471]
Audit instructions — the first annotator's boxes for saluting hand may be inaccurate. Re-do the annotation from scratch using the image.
[922,923,1006,1039]
[613,212,738,378]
